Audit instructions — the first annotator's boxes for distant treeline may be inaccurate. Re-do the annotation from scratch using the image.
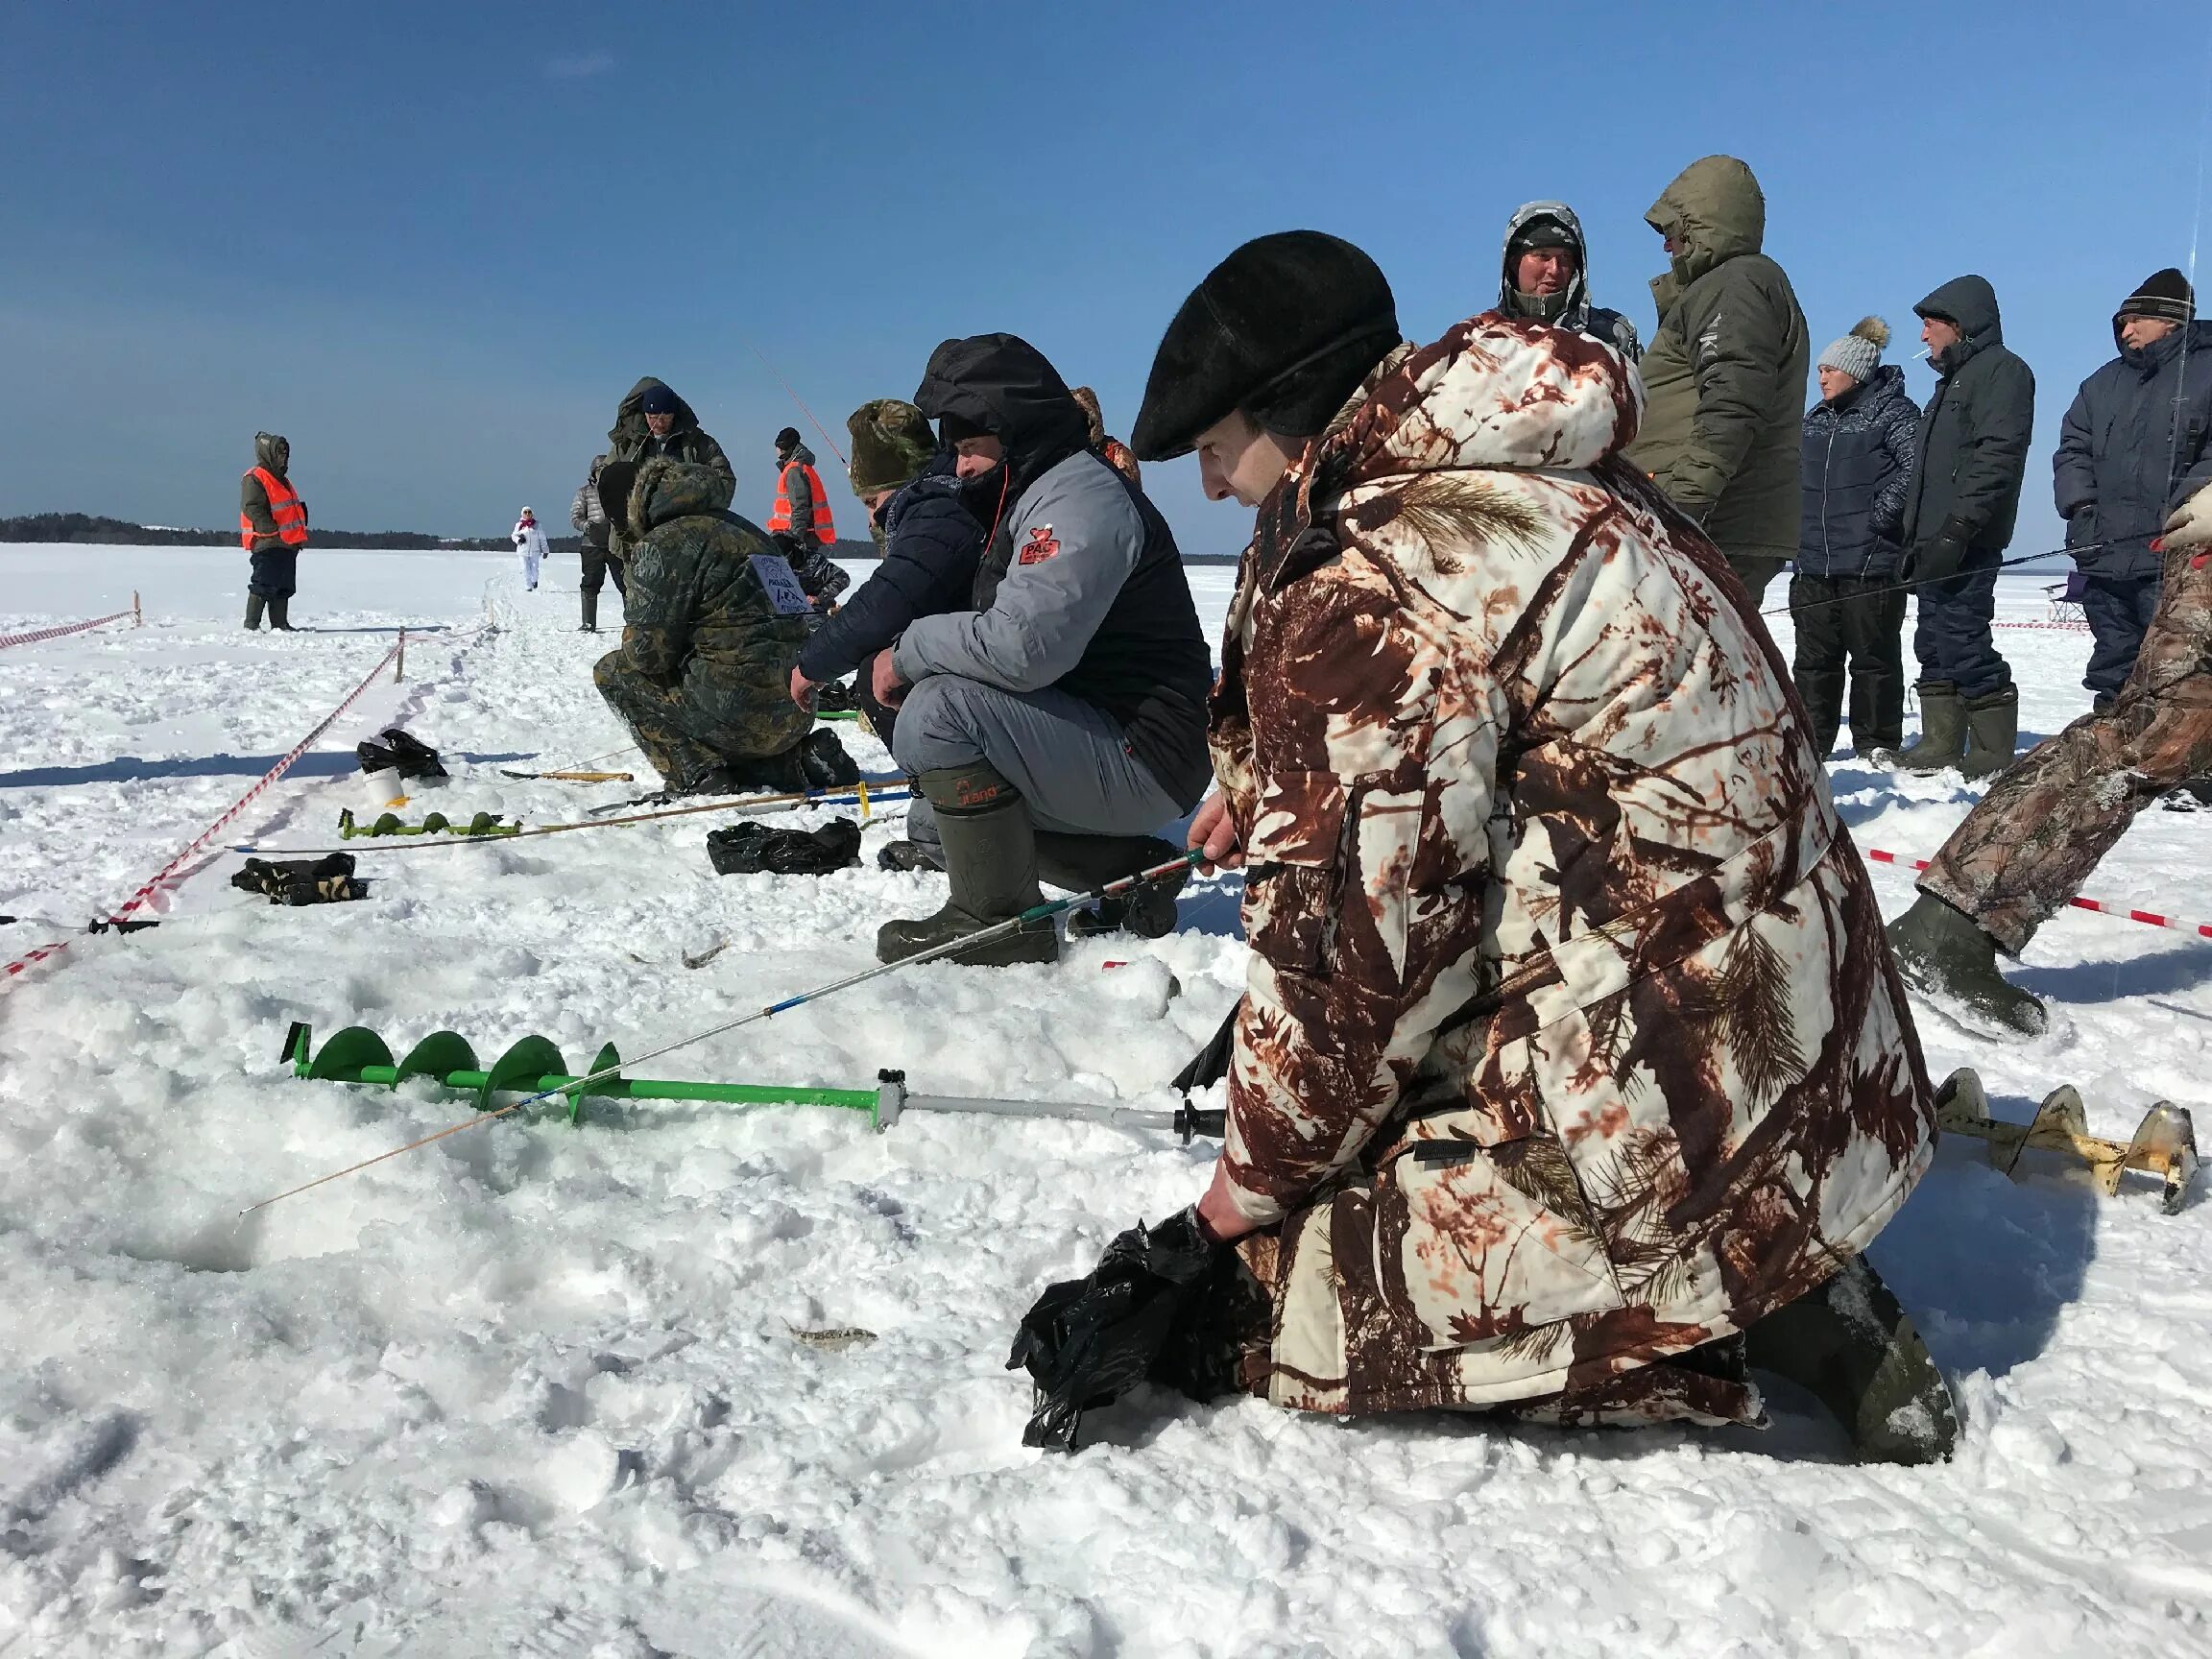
[0,512,576,553]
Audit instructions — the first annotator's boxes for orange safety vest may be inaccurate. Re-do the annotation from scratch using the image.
[240,467,308,549]
[768,461,837,544]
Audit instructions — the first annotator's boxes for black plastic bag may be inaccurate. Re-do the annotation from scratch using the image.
[229,853,367,906]
[1006,1207,1223,1453]
[814,679,858,713]
[356,727,447,781]
[706,817,862,877]
[799,727,860,789]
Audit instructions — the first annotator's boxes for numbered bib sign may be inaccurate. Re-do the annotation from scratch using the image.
[750,554,814,616]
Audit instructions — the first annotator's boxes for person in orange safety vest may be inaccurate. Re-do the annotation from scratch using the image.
[240,430,308,632]
[768,427,850,610]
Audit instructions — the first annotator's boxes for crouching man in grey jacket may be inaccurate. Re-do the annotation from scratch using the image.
[869,333,1214,966]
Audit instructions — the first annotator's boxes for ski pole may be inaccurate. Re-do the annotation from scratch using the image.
[238,848,1210,1214]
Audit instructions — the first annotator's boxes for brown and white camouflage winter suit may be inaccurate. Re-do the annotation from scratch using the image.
[1210,315,1936,1426]
[1921,541,2212,950]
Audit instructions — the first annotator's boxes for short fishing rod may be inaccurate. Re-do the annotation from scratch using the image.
[1758,541,2118,619]
[239,847,1210,1214]
[744,336,849,467]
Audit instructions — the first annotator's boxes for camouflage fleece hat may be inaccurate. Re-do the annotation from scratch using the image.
[846,399,937,499]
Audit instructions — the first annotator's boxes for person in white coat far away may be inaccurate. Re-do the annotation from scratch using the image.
[513,507,549,590]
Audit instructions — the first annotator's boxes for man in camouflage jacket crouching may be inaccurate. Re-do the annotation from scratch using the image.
[591,458,812,796]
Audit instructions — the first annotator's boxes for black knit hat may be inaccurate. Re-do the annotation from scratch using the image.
[774,425,803,453]
[639,384,681,416]
[2117,267,2196,327]
[1131,231,1400,462]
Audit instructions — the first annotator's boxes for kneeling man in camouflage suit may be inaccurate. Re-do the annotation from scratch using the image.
[591,458,813,796]
[1048,233,1955,1460]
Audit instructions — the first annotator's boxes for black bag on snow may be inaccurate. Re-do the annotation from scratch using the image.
[705,817,862,877]
[798,727,861,789]
[356,728,447,781]
[813,678,858,713]
[229,853,367,906]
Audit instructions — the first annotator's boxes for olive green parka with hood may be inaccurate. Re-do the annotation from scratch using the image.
[606,378,734,558]
[1625,156,1809,587]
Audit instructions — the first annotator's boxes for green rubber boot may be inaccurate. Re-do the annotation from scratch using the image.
[1960,685,2019,781]
[1744,1255,1960,1466]
[244,594,265,632]
[268,595,298,632]
[1037,832,1187,939]
[1892,682,1964,773]
[875,762,1060,967]
[1886,892,2047,1036]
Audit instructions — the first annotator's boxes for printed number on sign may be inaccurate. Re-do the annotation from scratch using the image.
[750,554,815,616]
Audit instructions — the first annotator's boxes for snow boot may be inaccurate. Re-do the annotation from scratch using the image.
[682,746,805,798]
[876,762,1059,967]
[877,838,946,873]
[244,594,266,632]
[1794,668,1844,760]
[1743,1255,1959,1466]
[1885,891,2048,1036]
[580,591,599,633]
[268,595,298,632]
[1891,682,1963,773]
[1959,685,2019,781]
[1036,831,1187,939]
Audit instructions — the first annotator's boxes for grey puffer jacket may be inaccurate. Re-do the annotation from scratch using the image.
[2054,320,2212,580]
[1900,276,2036,553]
[1798,365,1920,580]
[570,453,612,550]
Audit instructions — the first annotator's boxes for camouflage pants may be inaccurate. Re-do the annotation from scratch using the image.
[592,652,809,790]
[1921,545,2212,952]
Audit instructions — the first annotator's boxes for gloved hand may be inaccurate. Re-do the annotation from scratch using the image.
[1900,517,1974,587]
[2158,482,2212,553]
[1006,1207,1225,1453]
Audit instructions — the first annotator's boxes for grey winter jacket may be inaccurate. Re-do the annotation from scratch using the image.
[1901,276,2036,553]
[1799,365,1920,580]
[891,449,1212,803]
[2054,320,2212,580]
[570,453,612,550]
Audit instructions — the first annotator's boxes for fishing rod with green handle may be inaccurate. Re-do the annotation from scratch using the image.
[239,847,1211,1214]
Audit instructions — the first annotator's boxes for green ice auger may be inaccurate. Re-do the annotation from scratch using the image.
[337,808,519,840]
[280,1022,1222,1139]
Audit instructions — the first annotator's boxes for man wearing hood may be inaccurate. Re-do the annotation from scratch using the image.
[871,333,1214,965]
[1010,231,1952,1462]
[589,457,814,797]
[1624,156,1809,603]
[606,378,734,559]
[1890,276,2037,779]
[1496,201,1639,362]
[767,427,851,608]
[239,431,307,632]
[2054,269,2212,707]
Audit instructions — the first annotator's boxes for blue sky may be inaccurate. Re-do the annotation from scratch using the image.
[2,0,2207,558]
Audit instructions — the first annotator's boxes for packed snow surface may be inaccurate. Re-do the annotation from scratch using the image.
[2,546,2208,1657]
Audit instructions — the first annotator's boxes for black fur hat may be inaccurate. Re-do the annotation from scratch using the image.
[1131,231,1399,462]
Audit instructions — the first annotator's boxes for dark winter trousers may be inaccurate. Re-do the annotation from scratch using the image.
[1921,544,2212,952]
[248,546,299,600]
[1790,574,1908,756]
[592,653,810,791]
[579,543,628,599]
[2080,571,2161,702]
[1911,553,2010,699]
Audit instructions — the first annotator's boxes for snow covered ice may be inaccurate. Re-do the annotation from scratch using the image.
[2,545,2209,1657]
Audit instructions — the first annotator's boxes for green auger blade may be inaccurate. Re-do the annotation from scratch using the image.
[569,1042,625,1125]
[306,1026,397,1083]
[479,1035,567,1115]
[397,1031,479,1087]
[338,809,517,840]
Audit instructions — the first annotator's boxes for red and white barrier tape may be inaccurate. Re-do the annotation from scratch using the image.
[0,603,137,652]
[5,634,412,983]
[1992,619,2092,633]
[1863,847,2212,941]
